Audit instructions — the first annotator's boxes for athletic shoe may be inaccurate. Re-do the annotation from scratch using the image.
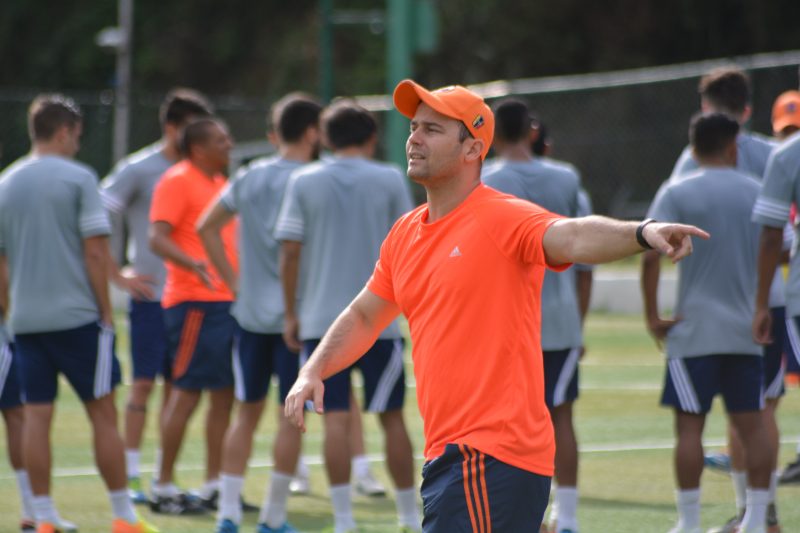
[767,503,781,533]
[193,489,260,512]
[20,519,36,532]
[216,519,239,533]
[289,474,310,495]
[149,492,207,515]
[778,458,800,484]
[707,514,740,533]
[128,477,149,505]
[353,471,386,497]
[111,517,161,533]
[256,523,299,533]
[35,522,78,533]
[703,452,732,474]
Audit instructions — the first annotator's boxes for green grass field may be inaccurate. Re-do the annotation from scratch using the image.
[1,313,799,532]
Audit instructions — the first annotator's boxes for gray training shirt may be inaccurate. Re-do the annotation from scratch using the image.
[100,142,173,301]
[220,156,305,334]
[482,158,584,350]
[0,155,111,333]
[752,131,800,317]
[274,156,413,340]
[648,167,763,358]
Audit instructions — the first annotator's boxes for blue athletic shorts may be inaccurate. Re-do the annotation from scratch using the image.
[661,354,764,414]
[15,321,121,403]
[764,307,788,399]
[543,347,580,408]
[301,338,405,413]
[421,443,551,532]
[233,326,299,403]
[0,342,23,409]
[129,300,170,381]
[785,313,800,373]
[163,301,235,391]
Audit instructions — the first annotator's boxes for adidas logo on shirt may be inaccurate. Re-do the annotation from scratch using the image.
[449,246,462,257]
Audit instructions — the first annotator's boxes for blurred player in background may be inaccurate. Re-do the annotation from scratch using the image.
[482,99,592,533]
[100,88,212,504]
[198,93,323,533]
[276,100,420,533]
[0,94,157,533]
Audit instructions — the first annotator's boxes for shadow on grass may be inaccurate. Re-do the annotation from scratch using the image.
[581,495,675,512]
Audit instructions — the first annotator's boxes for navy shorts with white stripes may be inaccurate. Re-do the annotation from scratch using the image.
[661,354,763,414]
[233,326,298,403]
[543,348,580,408]
[764,306,788,399]
[15,321,121,403]
[302,338,405,412]
[421,443,551,532]
[0,342,23,409]
[785,312,800,373]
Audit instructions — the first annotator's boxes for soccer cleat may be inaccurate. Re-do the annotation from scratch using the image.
[777,458,800,484]
[289,474,310,496]
[707,514,741,533]
[353,471,386,497]
[766,503,781,533]
[216,519,239,533]
[35,525,61,533]
[703,452,732,475]
[149,492,207,515]
[256,523,299,533]
[111,517,160,533]
[193,488,259,512]
[128,477,149,505]
[20,519,36,532]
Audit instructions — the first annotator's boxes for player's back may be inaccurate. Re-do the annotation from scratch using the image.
[648,167,762,357]
[482,158,582,350]
[277,155,413,338]
[0,155,109,333]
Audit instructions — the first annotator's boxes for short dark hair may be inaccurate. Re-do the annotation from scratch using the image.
[28,94,82,141]
[159,88,213,127]
[321,100,377,149]
[493,99,533,143]
[699,68,751,115]
[271,93,322,143]
[179,117,224,157]
[689,112,740,158]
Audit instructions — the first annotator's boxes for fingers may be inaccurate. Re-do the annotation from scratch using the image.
[284,390,306,433]
[282,329,302,353]
[313,382,325,414]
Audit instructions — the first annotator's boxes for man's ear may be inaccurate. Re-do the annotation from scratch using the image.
[464,137,484,162]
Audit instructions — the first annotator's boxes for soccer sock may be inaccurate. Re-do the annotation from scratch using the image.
[740,488,769,531]
[32,495,60,524]
[675,488,701,530]
[218,474,244,524]
[260,471,292,527]
[153,448,163,483]
[109,489,138,523]
[295,456,310,479]
[731,469,747,514]
[555,486,579,530]
[330,484,356,533]
[151,482,180,497]
[125,449,141,480]
[14,470,35,521]
[199,477,220,499]
[352,454,371,479]
[768,469,779,504]
[395,486,421,530]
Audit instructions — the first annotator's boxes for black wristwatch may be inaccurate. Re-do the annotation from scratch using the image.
[636,218,656,250]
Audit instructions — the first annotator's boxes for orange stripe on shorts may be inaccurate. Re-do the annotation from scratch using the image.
[459,444,481,533]
[478,450,492,533]
[173,308,204,379]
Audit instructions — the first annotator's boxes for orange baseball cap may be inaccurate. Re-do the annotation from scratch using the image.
[772,90,800,134]
[393,79,494,159]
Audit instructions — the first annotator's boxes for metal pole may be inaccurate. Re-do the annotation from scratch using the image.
[113,0,133,163]
[319,0,334,103]
[385,0,412,168]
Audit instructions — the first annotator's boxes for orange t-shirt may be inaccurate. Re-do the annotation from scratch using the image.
[150,160,238,308]
[367,184,568,476]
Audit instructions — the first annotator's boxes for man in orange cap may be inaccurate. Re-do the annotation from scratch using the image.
[285,79,708,531]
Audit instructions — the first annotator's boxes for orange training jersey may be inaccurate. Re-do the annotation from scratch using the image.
[367,184,567,476]
[150,160,237,308]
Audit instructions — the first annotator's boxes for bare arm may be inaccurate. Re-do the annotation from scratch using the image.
[543,216,709,266]
[107,254,155,301]
[84,236,114,326]
[197,200,237,294]
[576,269,592,325]
[640,249,678,344]
[280,240,303,352]
[149,220,212,287]
[753,226,784,344]
[284,287,402,431]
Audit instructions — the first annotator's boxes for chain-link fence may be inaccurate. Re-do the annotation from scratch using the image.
[2,50,799,216]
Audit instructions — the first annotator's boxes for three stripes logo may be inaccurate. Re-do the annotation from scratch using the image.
[459,444,492,533]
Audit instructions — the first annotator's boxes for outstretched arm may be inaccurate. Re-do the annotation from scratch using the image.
[543,216,709,266]
[284,287,401,432]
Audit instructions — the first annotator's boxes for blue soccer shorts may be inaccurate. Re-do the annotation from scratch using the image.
[0,342,23,409]
[543,347,581,408]
[301,338,405,413]
[129,300,170,381]
[233,326,299,403]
